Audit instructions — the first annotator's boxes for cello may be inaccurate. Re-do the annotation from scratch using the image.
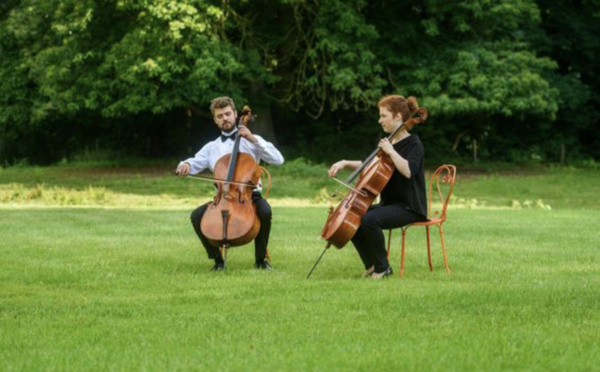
[200,106,261,252]
[307,106,428,278]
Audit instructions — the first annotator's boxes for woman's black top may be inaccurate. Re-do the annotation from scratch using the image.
[379,134,427,219]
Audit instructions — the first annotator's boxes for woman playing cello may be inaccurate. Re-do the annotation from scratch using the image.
[327,95,428,279]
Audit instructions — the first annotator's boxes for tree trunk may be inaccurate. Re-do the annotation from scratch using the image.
[250,81,276,143]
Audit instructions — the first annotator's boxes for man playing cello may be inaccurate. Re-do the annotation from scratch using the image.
[176,96,284,271]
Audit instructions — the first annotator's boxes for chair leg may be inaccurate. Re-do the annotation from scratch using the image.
[400,229,407,277]
[425,226,433,271]
[386,230,392,259]
[439,225,451,274]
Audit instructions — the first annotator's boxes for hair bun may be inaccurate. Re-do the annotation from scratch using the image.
[406,96,419,114]
[415,107,428,123]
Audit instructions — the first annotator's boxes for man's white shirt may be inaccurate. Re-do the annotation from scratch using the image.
[180,130,284,192]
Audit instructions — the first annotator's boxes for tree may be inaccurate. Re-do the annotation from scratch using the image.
[362,0,560,161]
[535,0,600,161]
[0,0,267,162]
[2,0,598,165]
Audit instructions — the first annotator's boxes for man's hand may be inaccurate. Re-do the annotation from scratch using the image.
[176,162,191,176]
[238,126,258,144]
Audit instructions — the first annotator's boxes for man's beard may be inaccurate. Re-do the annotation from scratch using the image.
[222,122,236,133]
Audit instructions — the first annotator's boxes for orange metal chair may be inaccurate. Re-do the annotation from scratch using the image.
[386,164,456,277]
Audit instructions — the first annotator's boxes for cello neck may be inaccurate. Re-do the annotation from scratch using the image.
[345,122,406,183]
[224,132,242,188]
[224,106,254,188]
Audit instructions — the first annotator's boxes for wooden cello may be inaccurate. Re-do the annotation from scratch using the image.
[200,106,261,249]
[307,107,428,277]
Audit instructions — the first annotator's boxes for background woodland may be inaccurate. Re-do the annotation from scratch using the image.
[1,0,599,165]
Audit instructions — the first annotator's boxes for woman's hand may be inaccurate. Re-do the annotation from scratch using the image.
[328,160,347,178]
[378,138,395,155]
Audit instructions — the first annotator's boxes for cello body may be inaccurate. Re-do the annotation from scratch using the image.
[321,154,395,248]
[200,153,261,247]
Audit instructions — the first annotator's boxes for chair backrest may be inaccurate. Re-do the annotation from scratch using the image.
[426,164,456,222]
[260,166,272,199]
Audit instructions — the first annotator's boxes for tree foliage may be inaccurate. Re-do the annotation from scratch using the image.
[0,0,598,164]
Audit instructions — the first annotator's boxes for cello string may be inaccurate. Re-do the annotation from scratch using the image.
[185,174,256,188]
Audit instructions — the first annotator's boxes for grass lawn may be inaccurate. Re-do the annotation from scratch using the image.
[1,163,599,371]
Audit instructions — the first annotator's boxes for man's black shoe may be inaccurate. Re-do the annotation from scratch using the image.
[254,259,272,271]
[211,261,225,271]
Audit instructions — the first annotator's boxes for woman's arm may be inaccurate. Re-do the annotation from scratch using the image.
[386,151,411,178]
[379,139,411,178]
[328,160,362,178]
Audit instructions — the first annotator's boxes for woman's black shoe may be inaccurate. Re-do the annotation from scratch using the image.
[371,266,393,279]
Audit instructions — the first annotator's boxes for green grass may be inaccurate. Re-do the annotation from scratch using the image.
[453,166,600,210]
[2,161,599,209]
[1,163,600,371]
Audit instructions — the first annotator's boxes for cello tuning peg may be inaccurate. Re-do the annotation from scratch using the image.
[241,105,252,116]
[240,105,256,126]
